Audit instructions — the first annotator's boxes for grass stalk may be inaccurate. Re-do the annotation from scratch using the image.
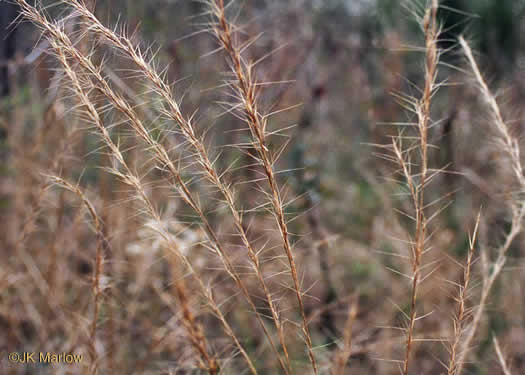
[209,0,318,372]
[456,36,525,375]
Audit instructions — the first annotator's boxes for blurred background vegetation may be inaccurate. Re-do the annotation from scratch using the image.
[2,0,525,374]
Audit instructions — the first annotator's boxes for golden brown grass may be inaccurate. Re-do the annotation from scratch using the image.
[388,1,441,373]
[455,35,525,375]
[446,212,479,375]
[3,0,524,374]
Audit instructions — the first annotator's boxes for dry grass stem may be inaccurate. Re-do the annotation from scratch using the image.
[331,300,358,375]
[209,0,318,372]
[446,212,479,375]
[493,336,513,375]
[48,176,108,374]
[457,36,525,375]
[392,1,440,374]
